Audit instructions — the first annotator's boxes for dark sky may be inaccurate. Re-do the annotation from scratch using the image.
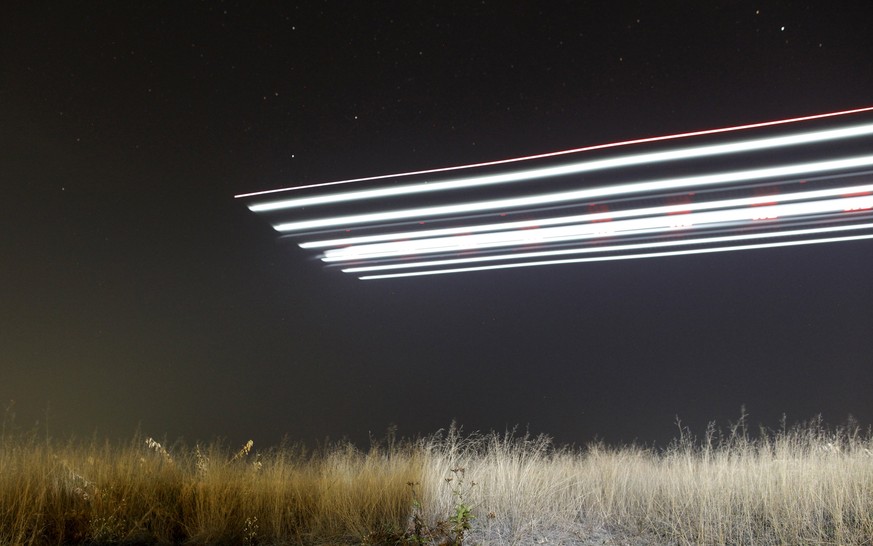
[3,2,873,448]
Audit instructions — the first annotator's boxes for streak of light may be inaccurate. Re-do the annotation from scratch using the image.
[300,182,873,249]
[235,105,873,199]
[357,233,873,280]
[342,222,873,273]
[322,195,873,261]
[274,155,873,233]
[250,124,873,213]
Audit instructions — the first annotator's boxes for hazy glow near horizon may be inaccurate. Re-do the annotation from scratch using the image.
[239,106,873,280]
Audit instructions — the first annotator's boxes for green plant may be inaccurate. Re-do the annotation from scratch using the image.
[445,467,475,543]
[402,467,477,545]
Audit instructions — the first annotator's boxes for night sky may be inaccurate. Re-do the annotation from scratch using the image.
[4,2,873,448]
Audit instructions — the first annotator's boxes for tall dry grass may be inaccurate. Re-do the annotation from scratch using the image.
[0,429,421,545]
[418,417,873,545]
[2,414,873,545]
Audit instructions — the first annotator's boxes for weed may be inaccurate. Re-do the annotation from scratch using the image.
[402,467,477,545]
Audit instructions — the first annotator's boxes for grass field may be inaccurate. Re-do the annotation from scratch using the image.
[2,415,873,545]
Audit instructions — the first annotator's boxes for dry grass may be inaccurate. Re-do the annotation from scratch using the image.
[418,417,873,545]
[0,431,420,545]
[3,415,873,545]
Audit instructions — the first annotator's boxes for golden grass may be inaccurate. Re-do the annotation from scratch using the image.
[0,433,421,545]
[2,416,873,545]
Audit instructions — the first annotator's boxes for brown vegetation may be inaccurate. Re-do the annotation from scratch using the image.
[2,414,873,545]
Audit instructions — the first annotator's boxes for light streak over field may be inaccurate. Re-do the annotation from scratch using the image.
[273,155,873,233]
[235,105,873,199]
[237,106,873,280]
[342,222,873,273]
[301,182,873,249]
[357,233,873,280]
[321,195,873,261]
[251,124,873,213]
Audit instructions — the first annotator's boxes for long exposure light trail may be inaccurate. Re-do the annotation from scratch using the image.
[341,222,873,274]
[236,105,873,200]
[322,195,873,261]
[237,106,873,280]
[301,182,873,250]
[273,155,873,233]
[356,232,873,280]
[253,125,873,214]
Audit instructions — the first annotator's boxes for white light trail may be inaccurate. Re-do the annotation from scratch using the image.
[236,107,873,199]
[274,155,873,233]
[342,222,873,273]
[300,182,873,249]
[322,195,873,261]
[249,124,873,213]
[357,232,873,280]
